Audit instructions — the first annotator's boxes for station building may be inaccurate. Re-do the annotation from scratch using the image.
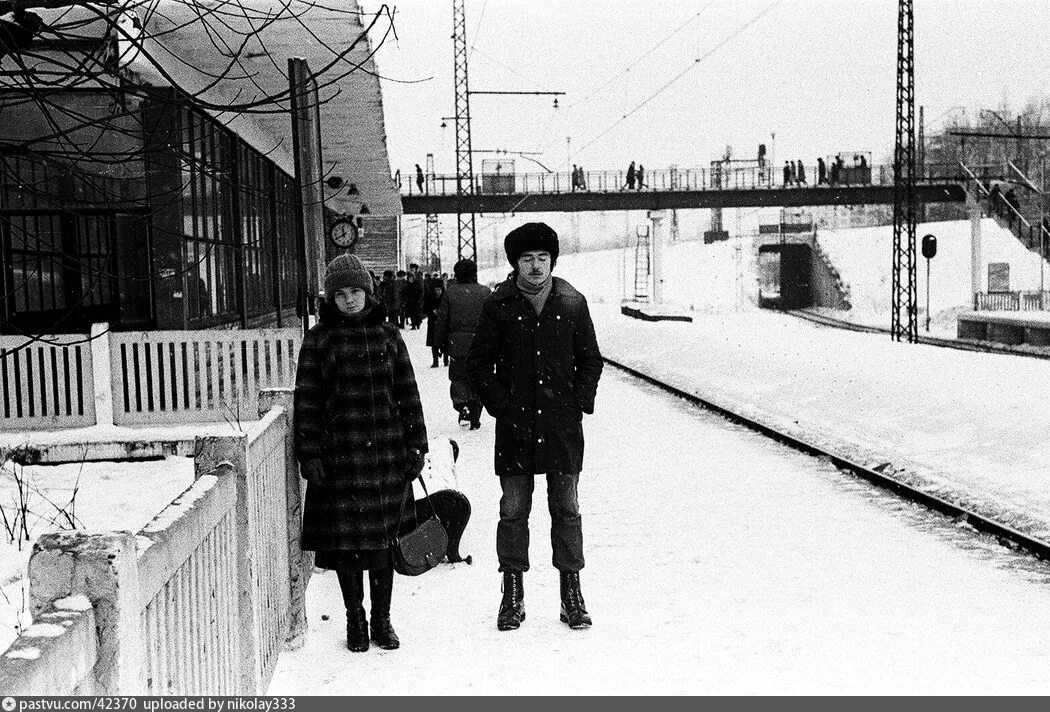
[0,0,401,335]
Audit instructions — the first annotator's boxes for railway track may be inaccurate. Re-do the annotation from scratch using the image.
[606,355,1050,563]
[787,308,1050,360]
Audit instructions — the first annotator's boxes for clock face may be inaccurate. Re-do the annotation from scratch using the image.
[329,219,358,248]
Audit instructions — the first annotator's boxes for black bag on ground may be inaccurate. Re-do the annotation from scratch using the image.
[392,478,448,576]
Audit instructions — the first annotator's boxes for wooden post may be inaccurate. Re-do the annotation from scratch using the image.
[90,323,114,427]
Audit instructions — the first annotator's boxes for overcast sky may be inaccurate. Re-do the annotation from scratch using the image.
[371,0,1050,178]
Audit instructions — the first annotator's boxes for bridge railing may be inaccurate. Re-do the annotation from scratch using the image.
[400,162,970,198]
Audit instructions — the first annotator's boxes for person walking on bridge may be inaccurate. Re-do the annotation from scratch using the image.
[817,157,827,185]
[636,164,645,190]
[796,159,806,186]
[466,222,604,632]
[624,161,636,190]
[415,163,425,194]
[783,161,791,187]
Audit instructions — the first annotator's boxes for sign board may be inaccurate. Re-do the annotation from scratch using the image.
[480,158,515,194]
[987,262,1010,293]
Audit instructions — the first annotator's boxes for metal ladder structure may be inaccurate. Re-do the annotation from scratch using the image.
[634,225,651,301]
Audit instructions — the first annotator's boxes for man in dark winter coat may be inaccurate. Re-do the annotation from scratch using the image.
[294,253,428,652]
[403,264,424,329]
[378,269,402,327]
[466,222,603,632]
[435,258,492,430]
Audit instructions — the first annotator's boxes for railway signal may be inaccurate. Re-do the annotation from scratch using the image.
[922,233,937,331]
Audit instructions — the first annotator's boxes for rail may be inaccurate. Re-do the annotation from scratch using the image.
[400,162,974,198]
[605,356,1050,564]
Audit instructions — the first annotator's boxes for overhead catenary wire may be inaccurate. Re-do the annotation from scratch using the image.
[571,0,782,164]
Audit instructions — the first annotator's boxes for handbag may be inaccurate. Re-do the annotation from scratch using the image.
[391,476,449,576]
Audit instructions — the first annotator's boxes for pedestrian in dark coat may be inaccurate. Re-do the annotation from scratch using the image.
[294,253,429,653]
[423,281,446,367]
[435,258,492,429]
[378,270,402,327]
[796,159,806,186]
[465,222,603,632]
[625,161,636,190]
[403,265,424,329]
[817,157,827,185]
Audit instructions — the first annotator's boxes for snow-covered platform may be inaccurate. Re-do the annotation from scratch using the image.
[593,305,1050,541]
[957,309,1050,347]
[269,316,1050,695]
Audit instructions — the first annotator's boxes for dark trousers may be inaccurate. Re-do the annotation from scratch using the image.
[497,473,583,574]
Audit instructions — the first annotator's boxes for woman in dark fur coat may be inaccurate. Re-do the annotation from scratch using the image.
[293,253,429,653]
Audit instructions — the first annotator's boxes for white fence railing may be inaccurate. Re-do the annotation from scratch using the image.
[0,332,96,429]
[5,390,309,695]
[0,324,301,431]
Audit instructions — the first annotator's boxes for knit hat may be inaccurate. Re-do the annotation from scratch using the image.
[505,222,559,268]
[324,253,372,296]
[453,258,478,284]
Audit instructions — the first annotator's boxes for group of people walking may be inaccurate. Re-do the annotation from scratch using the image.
[781,154,869,188]
[293,222,603,652]
[623,160,646,190]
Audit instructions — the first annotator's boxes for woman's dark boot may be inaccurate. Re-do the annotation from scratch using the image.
[368,567,400,650]
[559,570,592,629]
[497,571,525,631]
[336,570,369,652]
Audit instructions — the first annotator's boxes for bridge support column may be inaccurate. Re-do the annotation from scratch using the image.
[648,210,667,303]
[968,194,983,298]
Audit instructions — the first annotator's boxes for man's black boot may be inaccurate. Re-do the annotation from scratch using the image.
[336,570,369,652]
[497,570,525,631]
[559,570,592,629]
[368,567,400,650]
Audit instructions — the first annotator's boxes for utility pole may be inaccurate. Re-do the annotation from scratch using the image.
[891,0,918,342]
[423,153,439,272]
[452,0,476,262]
[450,0,563,262]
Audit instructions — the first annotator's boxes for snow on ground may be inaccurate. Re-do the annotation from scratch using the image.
[481,218,1050,536]
[817,218,1049,335]
[0,456,195,652]
[268,327,1050,695]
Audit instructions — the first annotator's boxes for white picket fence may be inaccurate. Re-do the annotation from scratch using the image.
[0,391,309,695]
[0,324,301,431]
[0,333,96,429]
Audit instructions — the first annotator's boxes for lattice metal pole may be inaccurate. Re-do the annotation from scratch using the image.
[891,0,918,342]
[422,153,440,272]
[452,0,476,261]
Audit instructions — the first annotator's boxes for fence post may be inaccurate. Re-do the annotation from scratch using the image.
[90,323,114,427]
[193,433,257,694]
[258,387,311,650]
[27,531,144,694]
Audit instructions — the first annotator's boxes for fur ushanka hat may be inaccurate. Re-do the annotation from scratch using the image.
[504,222,559,268]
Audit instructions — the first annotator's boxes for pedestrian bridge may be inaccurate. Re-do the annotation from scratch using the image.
[400,162,980,214]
